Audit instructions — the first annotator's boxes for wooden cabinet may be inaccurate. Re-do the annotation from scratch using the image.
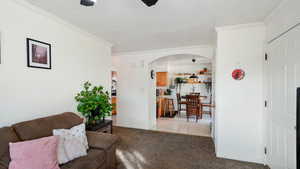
[112,97,117,115]
[156,72,168,87]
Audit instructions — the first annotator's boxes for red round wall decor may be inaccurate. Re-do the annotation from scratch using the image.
[232,69,245,80]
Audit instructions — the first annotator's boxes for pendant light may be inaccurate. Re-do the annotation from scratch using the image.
[189,73,198,79]
[190,57,198,79]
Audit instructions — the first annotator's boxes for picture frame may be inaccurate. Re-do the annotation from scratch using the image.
[27,38,51,69]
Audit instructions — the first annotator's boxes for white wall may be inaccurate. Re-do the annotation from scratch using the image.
[116,60,150,129]
[0,0,112,127]
[113,46,214,130]
[215,23,265,163]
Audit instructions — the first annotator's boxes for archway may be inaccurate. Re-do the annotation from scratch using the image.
[148,54,214,137]
[113,45,215,132]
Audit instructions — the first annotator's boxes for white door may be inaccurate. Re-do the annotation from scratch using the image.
[266,25,300,169]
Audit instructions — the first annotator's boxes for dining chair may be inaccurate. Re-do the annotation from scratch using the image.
[202,94,214,117]
[176,93,186,117]
[186,95,202,122]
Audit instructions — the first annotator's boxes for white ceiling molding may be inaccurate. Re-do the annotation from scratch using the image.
[113,45,215,64]
[12,0,113,48]
[215,22,265,32]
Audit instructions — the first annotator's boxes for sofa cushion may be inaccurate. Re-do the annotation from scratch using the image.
[8,136,60,169]
[53,124,88,164]
[0,127,20,168]
[61,149,106,169]
[13,112,83,141]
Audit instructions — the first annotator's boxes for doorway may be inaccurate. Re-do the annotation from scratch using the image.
[111,71,117,125]
[150,54,214,137]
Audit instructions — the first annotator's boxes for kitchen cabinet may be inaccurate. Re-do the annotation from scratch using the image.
[156,72,168,87]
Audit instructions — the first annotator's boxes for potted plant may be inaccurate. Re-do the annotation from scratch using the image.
[164,89,172,95]
[75,82,113,127]
[174,77,184,93]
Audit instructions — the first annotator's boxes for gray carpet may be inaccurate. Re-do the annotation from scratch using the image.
[114,127,267,169]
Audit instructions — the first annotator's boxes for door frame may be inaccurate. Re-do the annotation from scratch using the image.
[263,49,269,166]
[264,23,300,169]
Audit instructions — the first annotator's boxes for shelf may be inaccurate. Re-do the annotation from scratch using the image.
[183,82,212,84]
[174,73,212,76]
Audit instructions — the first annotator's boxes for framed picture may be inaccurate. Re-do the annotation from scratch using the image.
[27,38,51,69]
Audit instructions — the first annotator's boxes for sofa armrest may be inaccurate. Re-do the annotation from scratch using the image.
[86,131,119,150]
[0,164,6,169]
[87,131,119,169]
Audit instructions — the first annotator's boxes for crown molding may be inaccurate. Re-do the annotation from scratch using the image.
[215,22,265,32]
[11,0,113,48]
[113,45,214,57]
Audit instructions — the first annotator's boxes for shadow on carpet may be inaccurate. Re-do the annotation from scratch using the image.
[114,127,267,169]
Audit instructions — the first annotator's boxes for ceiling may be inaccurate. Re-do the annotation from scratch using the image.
[25,0,282,53]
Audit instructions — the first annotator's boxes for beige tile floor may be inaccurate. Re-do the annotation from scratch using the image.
[152,113,212,137]
[111,113,212,137]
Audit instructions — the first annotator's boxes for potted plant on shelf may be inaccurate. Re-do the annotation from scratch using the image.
[75,81,113,128]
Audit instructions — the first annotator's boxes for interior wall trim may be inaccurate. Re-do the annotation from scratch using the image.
[268,22,300,44]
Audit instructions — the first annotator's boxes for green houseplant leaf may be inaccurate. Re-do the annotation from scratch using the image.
[75,81,113,126]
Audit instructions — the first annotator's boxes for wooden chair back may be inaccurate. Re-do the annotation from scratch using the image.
[186,95,200,114]
[186,95,202,121]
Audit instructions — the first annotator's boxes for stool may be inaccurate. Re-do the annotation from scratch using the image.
[163,98,175,117]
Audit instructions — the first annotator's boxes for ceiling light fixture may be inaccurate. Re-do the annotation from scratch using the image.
[189,74,198,79]
[80,0,97,7]
[141,0,159,7]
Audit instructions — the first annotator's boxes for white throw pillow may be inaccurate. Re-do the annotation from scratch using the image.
[53,123,89,164]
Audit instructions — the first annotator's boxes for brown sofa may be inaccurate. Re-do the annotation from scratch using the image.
[0,112,119,169]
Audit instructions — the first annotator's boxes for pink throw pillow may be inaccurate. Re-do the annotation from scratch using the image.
[9,136,60,169]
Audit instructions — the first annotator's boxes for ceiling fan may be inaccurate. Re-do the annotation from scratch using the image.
[80,0,159,7]
[141,0,159,7]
